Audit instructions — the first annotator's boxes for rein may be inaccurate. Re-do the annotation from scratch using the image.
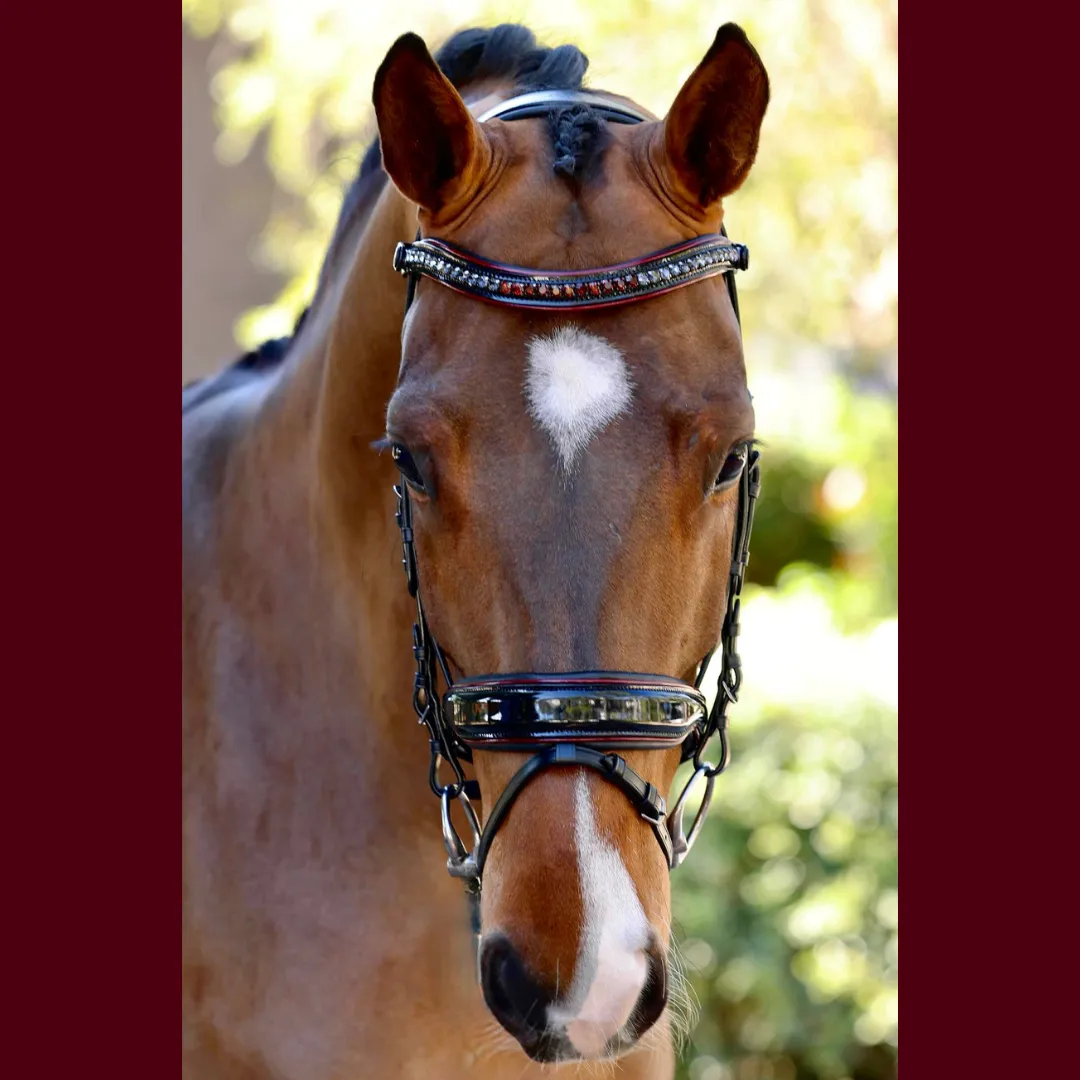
[388,89,761,941]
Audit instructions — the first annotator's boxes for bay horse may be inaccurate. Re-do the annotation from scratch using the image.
[183,21,769,1079]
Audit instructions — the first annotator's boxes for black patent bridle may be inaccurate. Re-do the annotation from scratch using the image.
[389,90,761,936]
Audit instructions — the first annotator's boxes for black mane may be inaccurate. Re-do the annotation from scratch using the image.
[185,24,601,405]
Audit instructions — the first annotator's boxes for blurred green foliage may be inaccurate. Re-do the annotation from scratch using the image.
[672,642,896,1080]
[183,2,897,1077]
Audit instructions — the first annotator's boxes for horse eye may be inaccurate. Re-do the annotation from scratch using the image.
[713,444,749,491]
[390,442,428,494]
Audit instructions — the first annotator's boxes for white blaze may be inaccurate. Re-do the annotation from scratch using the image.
[524,325,633,472]
[548,772,651,1058]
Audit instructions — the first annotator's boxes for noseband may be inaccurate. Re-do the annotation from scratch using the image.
[389,90,762,935]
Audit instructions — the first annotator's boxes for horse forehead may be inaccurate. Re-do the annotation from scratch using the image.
[392,328,747,463]
[447,121,675,259]
[402,278,743,382]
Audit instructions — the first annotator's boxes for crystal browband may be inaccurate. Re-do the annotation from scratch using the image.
[393,234,749,311]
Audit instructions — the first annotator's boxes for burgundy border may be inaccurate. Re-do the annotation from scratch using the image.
[127,12,172,1074]
[7,2,170,1072]
[898,6,1059,1076]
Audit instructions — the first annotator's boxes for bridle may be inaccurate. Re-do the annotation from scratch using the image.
[388,90,762,938]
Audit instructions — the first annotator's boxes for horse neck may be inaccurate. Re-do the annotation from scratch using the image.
[237,180,427,810]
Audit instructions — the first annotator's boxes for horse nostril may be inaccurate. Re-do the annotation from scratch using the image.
[628,942,669,1040]
[480,934,554,1050]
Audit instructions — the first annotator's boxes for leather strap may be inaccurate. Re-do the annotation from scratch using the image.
[478,89,652,125]
[393,234,747,312]
[474,744,672,876]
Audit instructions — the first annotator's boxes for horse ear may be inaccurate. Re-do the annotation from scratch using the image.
[658,24,770,210]
[373,33,493,215]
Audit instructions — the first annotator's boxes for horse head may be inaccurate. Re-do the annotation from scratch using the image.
[370,24,769,1062]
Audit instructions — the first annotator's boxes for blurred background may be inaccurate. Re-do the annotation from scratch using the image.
[181,2,897,1078]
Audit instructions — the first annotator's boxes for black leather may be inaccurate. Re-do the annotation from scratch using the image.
[478,88,653,125]
[474,744,673,874]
